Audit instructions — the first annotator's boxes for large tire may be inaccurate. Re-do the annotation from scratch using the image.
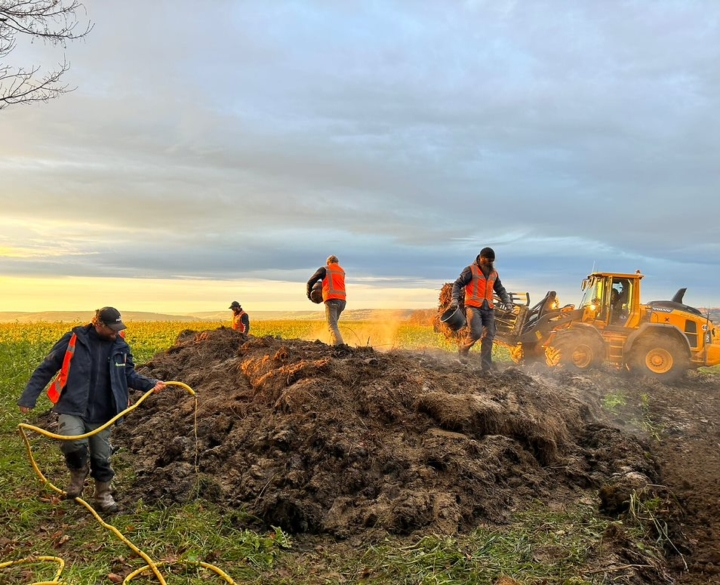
[510,342,544,365]
[629,334,689,381]
[545,330,604,371]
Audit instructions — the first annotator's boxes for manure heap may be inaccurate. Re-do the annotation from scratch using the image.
[115,328,656,538]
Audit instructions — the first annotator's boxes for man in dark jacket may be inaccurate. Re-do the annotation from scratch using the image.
[450,247,512,371]
[18,307,165,512]
[306,255,346,345]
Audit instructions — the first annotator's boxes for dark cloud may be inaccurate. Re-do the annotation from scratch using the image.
[1,0,719,306]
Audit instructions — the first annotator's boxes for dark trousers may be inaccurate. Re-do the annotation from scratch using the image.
[459,306,496,371]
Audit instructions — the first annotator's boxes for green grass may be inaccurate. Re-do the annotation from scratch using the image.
[601,391,627,414]
[634,393,665,442]
[320,503,610,584]
[0,322,658,584]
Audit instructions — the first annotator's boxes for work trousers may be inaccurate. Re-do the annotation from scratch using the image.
[325,299,346,345]
[459,306,497,371]
[58,413,114,482]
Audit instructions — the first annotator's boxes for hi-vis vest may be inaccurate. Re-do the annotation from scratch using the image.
[46,329,126,404]
[322,263,346,301]
[464,264,498,308]
[232,310,247,333]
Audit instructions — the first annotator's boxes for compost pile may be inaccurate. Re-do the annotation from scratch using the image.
[115,328,657,541]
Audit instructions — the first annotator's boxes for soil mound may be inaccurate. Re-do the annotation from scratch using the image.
[115,327,657,540]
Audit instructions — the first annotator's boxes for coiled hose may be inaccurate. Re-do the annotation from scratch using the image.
[3,381,237,584]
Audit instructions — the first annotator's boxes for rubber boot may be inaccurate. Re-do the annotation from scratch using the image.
[64,463,90,499]
[94,481,119,513]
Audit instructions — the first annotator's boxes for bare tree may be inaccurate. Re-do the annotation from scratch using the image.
[0,0,92,110]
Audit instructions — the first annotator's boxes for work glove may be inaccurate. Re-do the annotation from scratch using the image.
[503,303,514,313]
[448,300,459,310]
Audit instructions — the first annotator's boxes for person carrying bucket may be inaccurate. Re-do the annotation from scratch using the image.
[449,247,513,371]
[306,255,347,346]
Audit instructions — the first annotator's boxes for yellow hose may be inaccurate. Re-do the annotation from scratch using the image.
[0,556,64,585]
[6,381,238,584]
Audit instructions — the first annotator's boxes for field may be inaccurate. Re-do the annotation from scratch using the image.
[1,321,719,584]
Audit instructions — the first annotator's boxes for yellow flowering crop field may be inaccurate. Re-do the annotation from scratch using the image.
[0,319,455,365]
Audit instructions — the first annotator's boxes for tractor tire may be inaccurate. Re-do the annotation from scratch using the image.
[510,342,544,365]
[545,330,604,371]
[629,334,689,382]
[509,344,525,364]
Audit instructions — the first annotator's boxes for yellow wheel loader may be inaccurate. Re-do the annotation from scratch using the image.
[443,271,720,381]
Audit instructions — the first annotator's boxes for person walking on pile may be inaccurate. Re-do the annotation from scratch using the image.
[17,307,166,513]
[307,255,346,345]
[449,247,512,371]
[229,301,250,334]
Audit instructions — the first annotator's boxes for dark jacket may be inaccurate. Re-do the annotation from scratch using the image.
[232,311,250,334]
[306,266,327,298]
[18,324,157,421]
[451,258,511,309]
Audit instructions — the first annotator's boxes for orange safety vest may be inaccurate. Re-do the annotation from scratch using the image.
[232,310,247,333]
[46,329,126,404]
[464,264,498,308]
[322,263,346,301]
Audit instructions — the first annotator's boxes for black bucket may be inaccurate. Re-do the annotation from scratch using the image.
[309,281,323,304]
[440,306,466,331]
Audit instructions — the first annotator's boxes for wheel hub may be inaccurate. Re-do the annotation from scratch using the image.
[646,349,673,374]
[571,345,592,368]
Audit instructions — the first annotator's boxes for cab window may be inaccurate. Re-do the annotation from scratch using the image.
[579,279,604,310]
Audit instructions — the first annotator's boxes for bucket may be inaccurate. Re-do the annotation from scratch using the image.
[440,306,466,331]
[309,281,323,304]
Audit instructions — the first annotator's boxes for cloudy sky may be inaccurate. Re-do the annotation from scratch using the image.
[1,0,719,313]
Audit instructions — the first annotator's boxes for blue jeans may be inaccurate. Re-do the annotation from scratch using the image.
[459,306,496,371]
[325,299,346,345]
[58,414,114,482]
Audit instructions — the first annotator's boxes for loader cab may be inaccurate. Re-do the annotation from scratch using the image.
[579,272,642,329]
[609,279,631,324]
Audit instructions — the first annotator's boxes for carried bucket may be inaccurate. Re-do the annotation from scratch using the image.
[309,281,323,304]
[440,306,466,331]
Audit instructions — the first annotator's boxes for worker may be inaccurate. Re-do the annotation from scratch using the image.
[449,247,512,371]
[17,307,166,513]
[229,301,250,334]
[610,288,627,324]
[306,255,346,345]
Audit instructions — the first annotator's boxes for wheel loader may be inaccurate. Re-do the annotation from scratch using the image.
[437,271,720,381]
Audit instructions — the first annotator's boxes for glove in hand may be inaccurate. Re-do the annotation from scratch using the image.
[448,300,459,310]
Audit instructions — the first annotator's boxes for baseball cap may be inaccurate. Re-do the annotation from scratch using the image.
[479,247,495,261]
[97,307,127,332]
[229,301,241,309]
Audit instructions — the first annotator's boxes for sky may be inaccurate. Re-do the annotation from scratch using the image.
[1,0,719,313]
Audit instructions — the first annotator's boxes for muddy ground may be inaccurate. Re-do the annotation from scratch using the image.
[595,369,720,583]
[112,327,720,584]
